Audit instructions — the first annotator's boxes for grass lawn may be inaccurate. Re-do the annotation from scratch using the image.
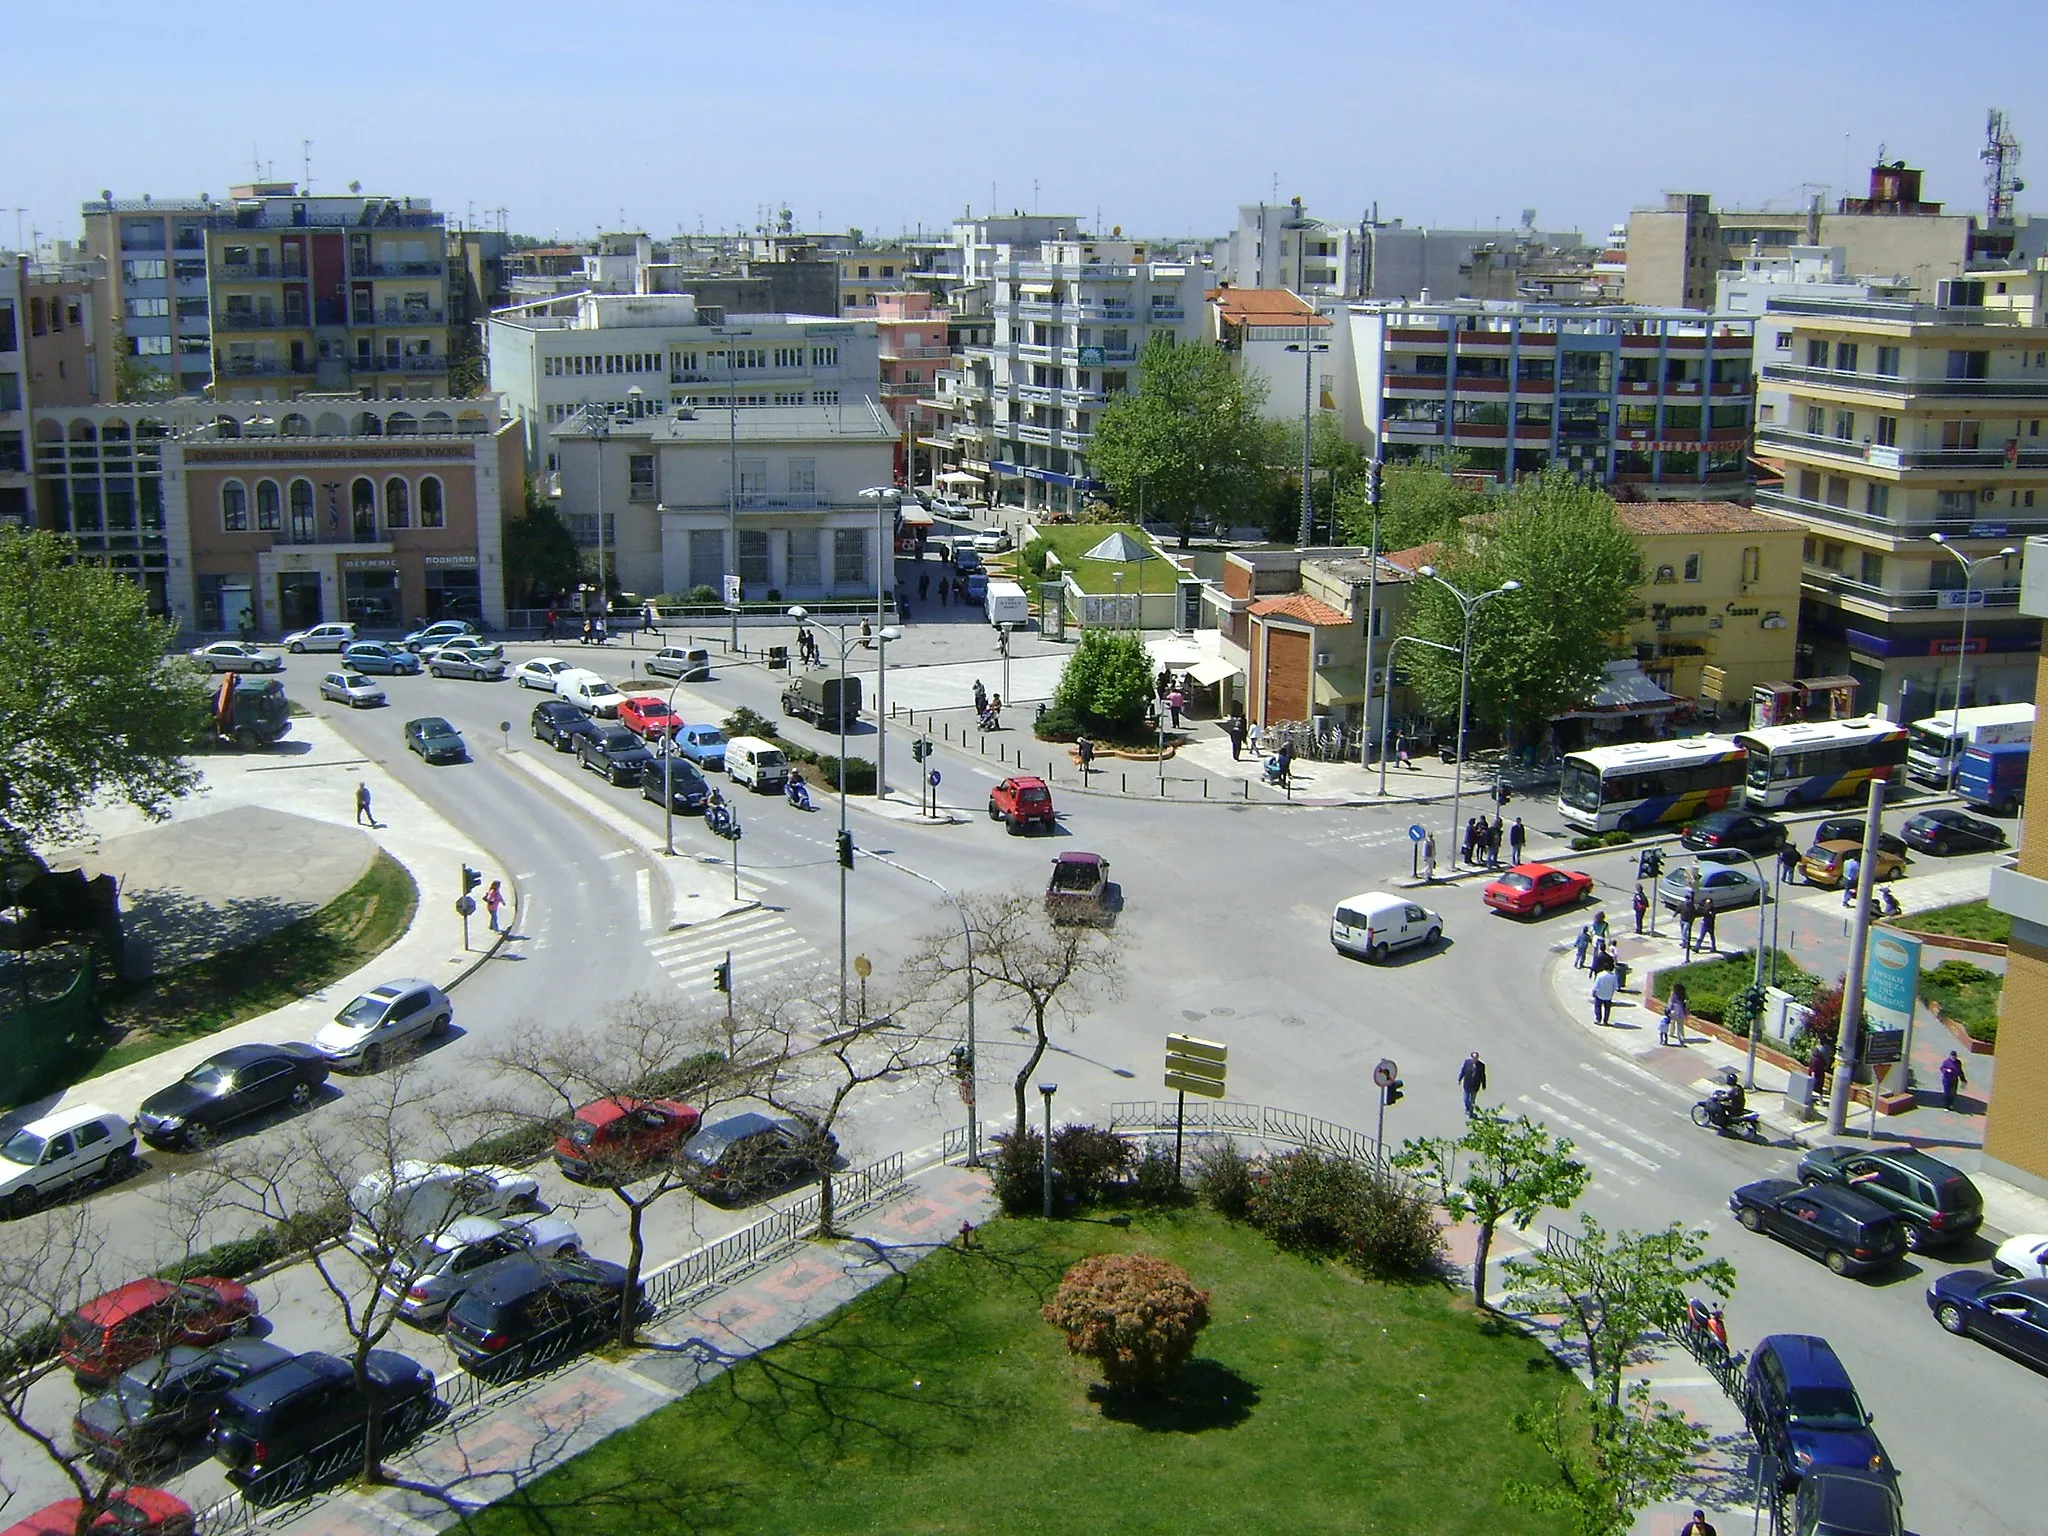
[1654,948,1818,1023]
[1892,899,2009,945]
[1029,522,1180,594]
[1918,958,2002,1045]
[471,1207,1575,1536]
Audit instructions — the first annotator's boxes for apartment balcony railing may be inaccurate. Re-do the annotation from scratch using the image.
[216,359,309,377]
[351,353,445,373]
[1759,425,2048,471]
[1015,424,1054,446]
[1761,363,2048,400]
[1756,487,2048,541]
[353,259,447,278]
[1148,305,1186,322]
[661,493,830,512]
[880,344,952,360]
[215,312,294,330]
[1801,565,2022,611]
[357,309,447,327]
[1765,295,2025,325]
[216,262,281,280]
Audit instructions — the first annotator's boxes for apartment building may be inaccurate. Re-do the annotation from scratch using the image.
[1717,246,1912,434]
[1206,287,1333,424]
[1221,199,1351,296]
[1752,270,2048,717]
[841,290,950,483]
[487,292,880,470]
[79,197,217,397]
[0,258,26,525]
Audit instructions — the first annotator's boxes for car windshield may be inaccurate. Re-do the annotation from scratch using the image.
[1935,1177,1980,1208]
[1498,873,1535,891]
[1,1128,47,1164]
[337,996,388,1029]
[692,729,726,746]
[184,1062,235,1091]
[567,1120,598,1147]
[400,1237,450,1274]
[1785,1385,1866,1429]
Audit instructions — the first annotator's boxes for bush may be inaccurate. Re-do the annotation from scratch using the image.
[1047,628,1154,740]
[1193,1139,1256,1219]
[1133,1147,1192,1208]
[1600,829,1635,847]
[1042,1252,1211,1395]
[1054,1124,1135,1203]
[725,706,776,741]
[689,585,719,604]
[1020,537,1051,580]
[0,1319,63,1377]
[1246,1149,1366,1256]
[1031,698,1085,742]
[1343,1172,1447,1281]
[989,1129,1051,1216]
[814,755,877,796]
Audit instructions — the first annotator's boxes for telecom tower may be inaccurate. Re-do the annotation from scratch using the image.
[1982,109,2024,224]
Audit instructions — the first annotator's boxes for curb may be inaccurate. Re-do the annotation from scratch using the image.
[1926,997,1998,1056]
[1880,924,2008,957]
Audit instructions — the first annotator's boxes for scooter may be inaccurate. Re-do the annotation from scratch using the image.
[705,801,740,839]
[785,777,813,811]
[1690,1090,1762,1140]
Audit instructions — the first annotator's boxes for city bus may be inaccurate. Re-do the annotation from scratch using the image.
[1557,737,1748,833]
[1734,718,1909,809]
[1904,702,2033,786]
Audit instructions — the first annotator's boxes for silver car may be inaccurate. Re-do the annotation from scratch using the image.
[313,980,452,1071]
[1659,858,1768,915]
[383,1212,582,1323]
[189,641,285,674]
[319,670,387,708]
[427,646,507,681]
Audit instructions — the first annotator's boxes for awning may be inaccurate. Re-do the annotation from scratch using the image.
[897,505,934,527]
[1187,657,1243,686]
[937,469,983,486]
[1554,661,1683,720]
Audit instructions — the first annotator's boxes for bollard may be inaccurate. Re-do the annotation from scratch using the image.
[1242,780,1250,800]
[1202,779,1208,799]
[1159,776,1166,797]
[1121,772,1127,793]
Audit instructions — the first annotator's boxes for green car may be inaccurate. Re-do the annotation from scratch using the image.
[405,716,467,763]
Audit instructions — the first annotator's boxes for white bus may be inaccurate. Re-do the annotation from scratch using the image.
[1557,737,1747,833]
[1735,718,1908,809]
[1904,702,2033,786]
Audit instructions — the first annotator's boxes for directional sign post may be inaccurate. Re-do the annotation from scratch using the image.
[1408,823,1426,879]
[1372,1057,1400,1161]
[1165,1033,1229,1181]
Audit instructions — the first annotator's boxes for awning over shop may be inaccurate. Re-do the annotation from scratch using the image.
[1187,656,1243,686]
[937,469,983,486]
[1554,660,1684,720]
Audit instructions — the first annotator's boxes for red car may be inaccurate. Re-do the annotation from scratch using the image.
[618,696,682,740]
[2,1490,192,1536]
[553,1096,702,1183]
[988,775,1056,834]
[59,1277,258,1384]
[1483,862,1595,919]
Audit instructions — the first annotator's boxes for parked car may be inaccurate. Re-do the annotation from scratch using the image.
[188,641,283,674]
[1992,1233,2048,1279]
[1807,818,1910,858]
[404,716,466,762]
[208,1349,435,1497]
[382,1212,583,1326]
[401,619,480,654]
[640,754,711,812]
[1901,808,2006,855]
[645,646,712,681]
[960,570,989,603]
[0,1104,137,1219]
[280,622,356,653]
[442,1253,638,1375]
[73,1338,296,1469]
[672,722,728,771]
[1791,1469,1902,1536]
[1330,891,1444,963]
[1681,809,1787,855]
[619,695,683,739]
[971,526,1013,553]
[530,699,599,753]
[1660,860,1767,914]
[557,670,626,717]
[1482,863,1594,919]
[341,641,421,676]
[579,725,654,785]
[313,980,452,1072]
[136,1043,330,1148]
[421,636,506,664]
[1800,840,1908,890]
[1729,1179,1907,1276]
[61,1277,258,1385]
[0,1491,193,1536]
[1797,1145,1983,1251]
[554,1096,701,1183]
[346,1161,541,1255]
[427,645,506,681]
[1743,1334,1894,1488]
[1925,1272,2048,1371]
[951,543,984,575]
[512,656,576,691]
[988,775,1055,833]
[318,670,386,708]
[682,1112,835,1204]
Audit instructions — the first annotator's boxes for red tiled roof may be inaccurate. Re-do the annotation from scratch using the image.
[1380,543,1443,572]
[1249,592,1351,626]
[1205,287,1330,328]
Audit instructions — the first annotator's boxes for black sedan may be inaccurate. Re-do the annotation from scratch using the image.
[640,754,710,812]
[73,1337,295,1468]
[578,725,654,786]
[136,1044,329,1149]
[1681,809,1787,855]
[1902,809,2006,856]
[1927,1273,2048,1371]
[683,1112,837,1205]
[405,716,466,763]
[1729,1178,1907,1276]
[531,700,600,754]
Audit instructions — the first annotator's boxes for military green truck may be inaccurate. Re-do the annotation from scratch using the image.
[780,671,862,730]
[211,674,293,748]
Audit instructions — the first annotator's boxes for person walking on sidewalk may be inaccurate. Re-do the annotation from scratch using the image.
[1166,687,1185,729]
[1681,1511,1718,1536]
[1397,734,1414,771]
[1457,1051,1488,1117]
[1841,853,1860,907]
[1508,816,1526,864]
[1422,832,1438,882]
[1678,892,1698,960]
[1225,714,1246,760]
[1808,1040,1830,1099]
[483,879,506,933]
[1573,924,1593,969]
[1940,1050,1968,1110]
[1632,881,1649,935]
[1778,842,1801,886]
[1488,814,1505,866]
[1591,908,1610,948]
[1661,982,1691,1047]
[1700,903,1717,953]
[355,780,376,828]
[1591,964,1619,1026]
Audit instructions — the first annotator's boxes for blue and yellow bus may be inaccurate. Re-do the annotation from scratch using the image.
[1557,737,1748,833]
[1734,718,1908,809]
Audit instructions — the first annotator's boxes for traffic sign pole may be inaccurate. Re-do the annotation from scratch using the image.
[1164,1033,1229,1181]
[1372,1057,1400,1162]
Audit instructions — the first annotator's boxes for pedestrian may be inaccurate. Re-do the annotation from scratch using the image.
[1590,935,1610,973]
[1463,817,1480,864]
[1422,832,1438,882]
[1166,687,1185,729]
[593,615,607,645]
[544,607,558,640]
[1226,714,1246,761]
[1076,736,1095,776]
[354,780,375,828]
[1841,854,1860,907]
[918,568,930,599]
[1591,964,1619,1026]
[1457,1051,1488,1117]
[973,678,988,718]
[1398,735,1414,771]
[1808,1040,1830,1100]
[1488,814,1504,866]
[580,616,594,645]
[1700,903,1717,953]
[1777,842,1801,886]
[1661,981,1691,1047]
[1939,1050,1968,1111]
[1681,1511,1718,1536]
[1632,881,1649,935]
[1591,908,1610,947]
[1508,816,1527,864]
[859,617,873,649]
[1573,924,1593,969]
[1157,666,1172,699]
[1679,893,1698,960]
[938,576,949,606]
[483,879,506,933]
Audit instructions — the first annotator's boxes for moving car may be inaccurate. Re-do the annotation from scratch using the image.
[346,1161,541,1254]
[341,641,421,676]
[619,695,683,739]
[971,526,1013,553]
[554,1096,701,1183]
[530,698,599,754]
[1659,860,1766,914]
[135,1044,330,1148]
[1729,1179,1906,1276]
[442,1252,637,1374]
[280,622,356,653]
[73,1338,295,1469]
[1925,1272,2048,1371]
[208,1349,435,1496]
[405,716,466,762]
[682,1112,835,1204]
[1992,1233,2048,1280]
[1800,840,1907,891]
[383,1212,583,1325]
[672,722,728,771]
[557,670,626,717]
[781,672,861,729]
[1330,892,1443,963]
[426,645,506,681]
[988,775,1055,833]
[640,754,711,812]
[951,543,984,575]
[1901,808,2006,855]
[1681,809,1787,855]
[725,735,789,792]
[61,1277,259,1385]
[0,1104,137,1219]
[960,569,989,603]
[1482,863,1594,919]
[318,670,386,708]
[1045,851,1113,926]
[579,725,654,785]
[1743,1334,1894,1489]
[314,980,453,1072]
[0,1491,193,1536]
[645,646,712,681]
[188,641,283,674]
[513,656,576,691]
[1797,1145,1982,1251]
[401,619,480,653]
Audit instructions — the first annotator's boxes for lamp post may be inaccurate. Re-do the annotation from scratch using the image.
[1376,634,1459,796]
[575,402,615,614]
[1284,330,1331,548]
[1415,568,1520,865]
[1927,534,2018,784]
[1358,460,1383,768]
[655,666,693,858]
[860,485,902,797]
[1718,849,1774,1090]
[862,851,980,1165]
[1038,1081,1058,1218]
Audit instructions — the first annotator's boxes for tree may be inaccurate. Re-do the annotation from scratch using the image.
[1088,337,1275,544]
[1506,1380,1711,1536]
[502,481,584,608]
[0,531,212,847]
[1394,1111,1589,1309]
[1043,628,1154,740]
[1335,457,1489,555]
[1042,1253,1210,1395]
[1503,1213,1735,1411]
[1396,469,1637,744]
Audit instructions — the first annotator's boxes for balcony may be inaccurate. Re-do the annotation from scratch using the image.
[1016,424,1054,446]
[1760,363,2048,400]
[351,353,446,374]
[1384,371,1449,392]
[1148,305,1186,322]
[216,262,281,281]
[881,343,952,361]
[1755,486,2048,542]
[1801,565,2022,612]
[215,312,295,331]
[354,259,447,278]
[364,308,447,328]
[1761,425,2048,472]
[215,359,310,378]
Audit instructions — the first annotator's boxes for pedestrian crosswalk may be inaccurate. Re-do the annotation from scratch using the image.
[1295,820,1416,853]
[1516,1060,1695,1202]
[647,907,818,999]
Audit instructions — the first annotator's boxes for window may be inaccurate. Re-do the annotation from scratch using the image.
[688,529,724,591]
[1825,475,1850,508]
[419,476,444,528]
[787,457,816,494]
[1941,421,1982,450]
[736,458,767,501]
[1709,403,1746,430]
[122,259,167,282]
[289,479,315,540]
[222,481,249,532]
[1820,543,1843,571]
[384,477,410,528]
[1741,546,1761,585]
[628,454,655,501]
[1874,415,1897,447]
[1805,405,1826,435]
[1806,339,1829,368]
[1619,403,1657,430]
[0,374,19,412]
[811,388,839,405]
[350,478,377,540]
[773,346,805,369]
[124,297,170,319]
[1864,483,1889,518]
[1682,553,1702,582]
[1946,349,1989,380]
[256,480,281,531]
[737,530,772,587]
[1860,551,1884,586]
[1833,410,1855,440]
[811,345,839,368]
[1875,346,1901,377]
[1663,404,1702,431]
[787,529,822,588]
[857,265,871,279]
[1834,342,1859,372]
[1775,332,1792,351]
[833,528,869,586]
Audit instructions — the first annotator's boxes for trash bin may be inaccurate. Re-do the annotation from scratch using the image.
[1612,960,1631,992]
[767,645,789,671]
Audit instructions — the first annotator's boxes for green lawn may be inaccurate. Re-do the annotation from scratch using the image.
[1893,899,2010,945]
[472,1208,1574,1536]
[1918,959,2003,1045]
[1031,522,1180,594]
[1654,948,1818,1024]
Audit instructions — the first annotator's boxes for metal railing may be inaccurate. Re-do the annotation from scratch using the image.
[1107,1100,1389,1176]
[1761,363,2048,399]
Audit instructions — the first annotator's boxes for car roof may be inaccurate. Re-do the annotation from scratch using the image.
[1003,775,1048,790]
[1336,891,1408,912]
[1840,1145,1970,1182]
[690,1110,792,1150]
[360,978,433,1000]
[408,716,457,731]
[13,1101,122,1136]
[75,1277,177,1322]
[202,1043,291,1069]
[225,1350,351,1409]
[1755,1333,1853,1386]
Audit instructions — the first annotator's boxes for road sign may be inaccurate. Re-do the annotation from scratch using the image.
[454,895,477,917]
[1407,824,1426,842]
[1164,1033,1228,1100]
[853,954,872,979]
[1372,1058,1399,1089]
[929,769,942,787]
[722,574,742,606]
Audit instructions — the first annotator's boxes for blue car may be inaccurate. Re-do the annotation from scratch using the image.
[1927,1272,2048,1372]
[343,642,422,676]
[672,723,727,772]
[1743,1335,1893,1489]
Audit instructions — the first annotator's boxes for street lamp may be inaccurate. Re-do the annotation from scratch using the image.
[1038,1081,1058,1218]
[859,485,902,797]
[1716,849,1776,1090]
[1415,567,1520,866]
[1928,534,2019,784]
[1375,634,1459,797]
[574,402,618,614]
[790,605,902,1030]
[1284,329,1331,548]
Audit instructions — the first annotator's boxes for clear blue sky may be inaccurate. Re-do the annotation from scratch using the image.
[5,0,2034,251]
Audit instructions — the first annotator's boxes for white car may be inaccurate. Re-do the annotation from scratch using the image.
[427,646,507,682]
[421,636,505,663]
[346,1160,543,1254]
[0,1104,136,1218]
[1329,891,1444,963]
[514,656,577,691]
[315,980,453,1071]
[319,670,387,708]
[189,641,284,674]
[1993,1233,2048,1280]
[971,526,1012,553]
[382,1211,583,1323]
[557,670,626,717]
[281,622,357,653]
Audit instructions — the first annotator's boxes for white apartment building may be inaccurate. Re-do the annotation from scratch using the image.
[1717,246,1911,435]
[487,292,880,468]
[0,257,26,525]
[1221,199,1352,296]
[554,400,897,602]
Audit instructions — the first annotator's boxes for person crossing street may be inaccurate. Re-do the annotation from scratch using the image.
[1457,1051,1488,1118]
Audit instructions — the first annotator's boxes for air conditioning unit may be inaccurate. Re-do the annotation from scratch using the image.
[1315,651,1335,666]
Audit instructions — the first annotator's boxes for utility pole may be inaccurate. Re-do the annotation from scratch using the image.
[1826,779,1886,1134]
[1358,460,1382,767]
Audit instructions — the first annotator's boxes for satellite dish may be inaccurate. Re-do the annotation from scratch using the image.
[349,180,362,194]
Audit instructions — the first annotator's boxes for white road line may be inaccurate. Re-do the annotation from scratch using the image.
[1577,1056,1697,1105]
[600,849,632,862]
[636,867,653,931]
[1535,1082,1684,1158]
[1519,1094,1657,1176]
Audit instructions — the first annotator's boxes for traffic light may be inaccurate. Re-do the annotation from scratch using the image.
[1366,458,1384,509]
[837,830,855,869]
[911,736,933,763]
[1382,1078,1404,1107]
[1636,848,1657,881]
[711,957,731,994]
[461,864,481,896]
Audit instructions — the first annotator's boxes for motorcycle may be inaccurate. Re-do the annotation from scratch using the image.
[1879,887,1903,918]
[705,801,740,839]
[1690,1090,1762,1140]
[785,777,813,811]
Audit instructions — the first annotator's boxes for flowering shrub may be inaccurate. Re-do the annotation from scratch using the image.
[1042,1252,1211,1393]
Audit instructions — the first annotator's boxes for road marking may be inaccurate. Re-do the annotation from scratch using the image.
[1535,1082,1684,1158]
[1518,1094,1648,1191]
[600,849,632,862]
[636,867,653,931]
[1577,1056,1697,1106]
[647,908,818,995]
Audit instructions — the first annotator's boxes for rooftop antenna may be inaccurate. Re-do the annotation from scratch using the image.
[1984,109,2025,224]
[302,138,312,192]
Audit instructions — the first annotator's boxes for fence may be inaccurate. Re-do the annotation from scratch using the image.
[1106,1099,1391,1176]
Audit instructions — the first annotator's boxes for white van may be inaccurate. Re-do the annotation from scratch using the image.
[984,579,1030,629]
[555,669,625,717]
[726,735,790,792]
[1330,891,1443,963]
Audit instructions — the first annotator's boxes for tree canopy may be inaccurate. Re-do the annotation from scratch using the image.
[504,480,585,606]
[1088,337,1274,543]
[1042,629,1155,741]
[1336,458,1491,555]
[1394,1110,1588,1308]
[0,532,211,848]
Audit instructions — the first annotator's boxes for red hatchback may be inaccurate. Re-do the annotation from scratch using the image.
[553,1096,701,1183]
[618,696,682,740]
[60,1277,258,1384]
[988,775,1056,834]
[2,1490,192,1536]
[1483,862,1595,919]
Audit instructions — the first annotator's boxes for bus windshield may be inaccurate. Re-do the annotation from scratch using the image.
[1559,761,1601,812]
[1746,755,1772,790]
